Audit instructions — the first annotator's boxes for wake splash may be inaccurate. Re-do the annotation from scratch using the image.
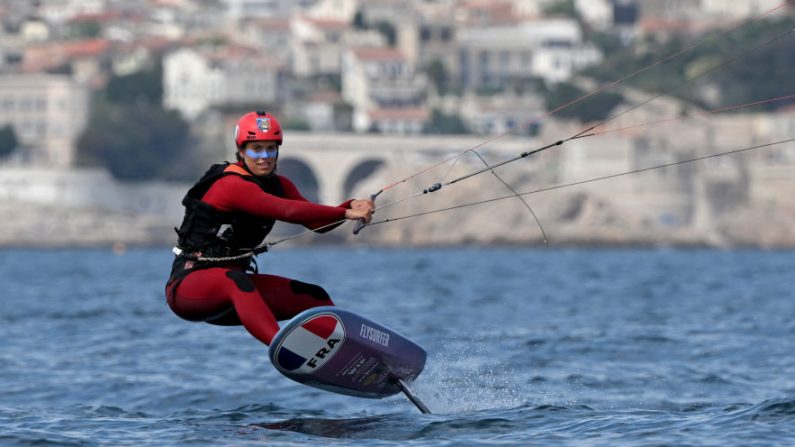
[409,340,526,414]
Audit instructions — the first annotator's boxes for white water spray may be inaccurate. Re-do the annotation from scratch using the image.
[408,339,525,414]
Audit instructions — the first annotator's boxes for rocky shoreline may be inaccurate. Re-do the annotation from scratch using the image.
[4,154,795,249]
[2,195,793,250]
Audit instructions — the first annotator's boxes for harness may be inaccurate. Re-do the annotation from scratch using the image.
[168,162,284,283]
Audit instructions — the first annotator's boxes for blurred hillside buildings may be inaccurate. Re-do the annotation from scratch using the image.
[0,0,793,247]
[163,46,288,120]
[2,0,790,146]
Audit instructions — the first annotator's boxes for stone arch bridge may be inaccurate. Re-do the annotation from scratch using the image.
[273,132,535,205]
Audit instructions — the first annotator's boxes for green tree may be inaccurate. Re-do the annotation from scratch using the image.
[424,110,470,134]
[545,82,623,123]
[350,14,396,47]
[76,101,190,181]
[353,10,367,29]
[77,60,195,181]
[105,63,163,105]
[543,0,578,18]
[375,21,397,47]
[313,73,341,92]
[66,21,102,39]
[583,17,795,110]
[0,124,18,158]
[427,60,450,95]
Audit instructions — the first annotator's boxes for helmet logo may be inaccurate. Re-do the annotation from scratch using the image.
[256,117,271,133]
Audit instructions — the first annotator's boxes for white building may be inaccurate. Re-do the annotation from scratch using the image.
[290,16,349,77]
[306,0,358,22]
[738,110,795,207]
[575,0,614,30]
[219,0,293,20]
[700,0,788,20]
[397,15,457,70]
[34,0,106,24]
[454,93,546,136]
[0,74,90,167]
[236,17,292,64]
[342,47,429,134]
[355,0,414,26]
[455,19,602,87]
[19,17,52,43]
[163,46,287,120]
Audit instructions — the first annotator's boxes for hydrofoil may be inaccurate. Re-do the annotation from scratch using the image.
[268,306,431,414]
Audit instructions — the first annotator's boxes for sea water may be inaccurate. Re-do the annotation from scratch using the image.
[1,247,794,446]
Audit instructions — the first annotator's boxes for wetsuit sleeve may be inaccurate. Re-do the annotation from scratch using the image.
[277,176,353,232]
[279,175,354,208]
[202,176,347,228]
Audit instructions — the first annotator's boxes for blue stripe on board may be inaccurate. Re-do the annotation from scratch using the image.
[277,347,306,371]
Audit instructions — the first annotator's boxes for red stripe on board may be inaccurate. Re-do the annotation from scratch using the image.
[302,315,337,339]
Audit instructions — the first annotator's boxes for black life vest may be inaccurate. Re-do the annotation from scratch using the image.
[168,162,284,281]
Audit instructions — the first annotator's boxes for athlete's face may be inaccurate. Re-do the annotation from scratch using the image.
[241,141,279,177]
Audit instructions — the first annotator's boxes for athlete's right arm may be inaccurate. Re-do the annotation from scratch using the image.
[201,176,349,225]
[278,175,371,229]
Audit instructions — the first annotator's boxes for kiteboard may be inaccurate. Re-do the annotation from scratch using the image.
[268,306,431,413]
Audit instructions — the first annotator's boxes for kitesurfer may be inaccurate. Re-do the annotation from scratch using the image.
[165,111,373,345]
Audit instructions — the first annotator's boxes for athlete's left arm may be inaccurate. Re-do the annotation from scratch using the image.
[278,175,353,233]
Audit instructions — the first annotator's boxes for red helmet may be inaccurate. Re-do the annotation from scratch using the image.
[234,111,283,148]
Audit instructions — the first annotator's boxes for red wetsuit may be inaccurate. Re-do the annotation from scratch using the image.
[165,168,351,345]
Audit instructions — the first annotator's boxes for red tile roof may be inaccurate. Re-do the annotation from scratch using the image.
[62,39,112,58]
[350,47,405,61]
[307,90,343,103]
[369,107,430,121]
[22,39,113,72]
[304,17,349,30]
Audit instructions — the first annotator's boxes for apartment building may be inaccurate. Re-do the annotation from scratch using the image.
[163,46,287,120]
[219,0,294,20]
[455,19,602,87]
[290,16,349,77]
[0,74,90,167]
[342,46,429,134]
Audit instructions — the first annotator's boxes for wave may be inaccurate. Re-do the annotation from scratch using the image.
[727,397,795,421]
[254,414,414,440]
[256,403,595,441]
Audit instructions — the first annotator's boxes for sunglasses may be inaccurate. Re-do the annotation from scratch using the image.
[245,147,279,160]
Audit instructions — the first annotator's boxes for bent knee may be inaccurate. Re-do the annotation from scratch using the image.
[290,280,333,303]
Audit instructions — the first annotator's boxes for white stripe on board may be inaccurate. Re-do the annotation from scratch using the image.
[281,325,330,359]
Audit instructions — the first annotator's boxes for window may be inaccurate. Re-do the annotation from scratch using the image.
[500,51,510,70]
[479,50,489,66]
[459,49,470,86]
[420,26,431,42]
[440,27,451,42]
[522,50,531,66]
[479,51,490,84]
